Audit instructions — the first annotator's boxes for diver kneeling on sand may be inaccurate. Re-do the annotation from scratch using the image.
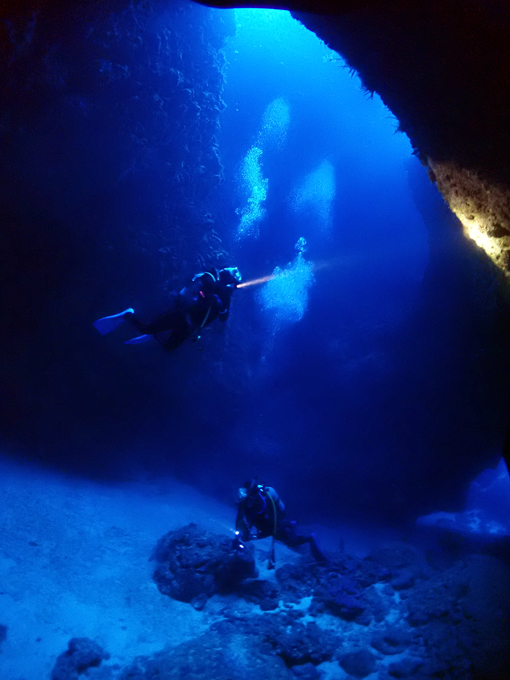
[234,479,327,569]
[93,267,241,351]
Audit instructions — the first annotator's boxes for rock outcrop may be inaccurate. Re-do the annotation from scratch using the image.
[51,638,110,680]
[151,523,257,608]
[50,528,510,680]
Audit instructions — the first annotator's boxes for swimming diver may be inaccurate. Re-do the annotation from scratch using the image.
[93,267,241,351]
[234,479,326,568]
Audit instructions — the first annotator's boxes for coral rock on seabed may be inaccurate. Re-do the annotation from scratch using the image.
[339,648,377,678]
[237,615,337,667]
[120,625,290,680]
[390,568,415,591]
[239,578,281,610]
[387,656,424,679]
[51,534,510,680]
[291,662,320,679]
[151,523,256,606]
[371,626,411,655]
[51,638,110,680]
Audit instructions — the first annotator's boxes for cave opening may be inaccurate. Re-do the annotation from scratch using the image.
[1,2,510,677]
[205,6,509,532]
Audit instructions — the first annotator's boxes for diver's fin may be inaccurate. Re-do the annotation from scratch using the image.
[309,533,327,563]
[124,334,153,345]
[93,308,134,335]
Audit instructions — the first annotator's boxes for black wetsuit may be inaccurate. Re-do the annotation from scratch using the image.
[125,273,234,351]
[236,485,323,556]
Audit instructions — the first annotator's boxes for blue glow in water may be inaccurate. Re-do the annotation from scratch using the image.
[291,159,336,234]
[258,97,290,151]
[237,98,290,239]
[295,236,307,253]
[417,458,510,537]
[236,146,268,239]
[236,97,291,239]
[258,238,315,328]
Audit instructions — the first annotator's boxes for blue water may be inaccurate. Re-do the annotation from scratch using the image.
[212,9,432,522]
[222,9,428,286]
[0,0,505,541]
[212,7,508,534]
[220,10,429,382]
[1,5,510,678]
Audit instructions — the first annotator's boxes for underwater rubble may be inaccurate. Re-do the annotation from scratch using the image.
[51,524,510,680]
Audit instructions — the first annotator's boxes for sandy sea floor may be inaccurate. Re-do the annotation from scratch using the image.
[0,457,246,679]
[1,457,367,680]
[2,456,509,680]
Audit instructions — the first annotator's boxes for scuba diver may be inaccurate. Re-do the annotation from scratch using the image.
[234,479,326,569]
[93,266,241,351]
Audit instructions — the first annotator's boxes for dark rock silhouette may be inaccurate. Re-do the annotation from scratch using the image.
[51,638,110,680]
[152,523,256,606]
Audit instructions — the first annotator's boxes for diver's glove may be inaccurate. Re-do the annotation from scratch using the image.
[232,531,247,552]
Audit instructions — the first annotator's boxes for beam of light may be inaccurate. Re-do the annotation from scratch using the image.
[311,257,344,273]
[237,257,346,289]
[238,242,426,293]
[237,274,275,288]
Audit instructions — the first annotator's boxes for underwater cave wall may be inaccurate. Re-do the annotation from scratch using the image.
[375,160,510,518]
[292,0,510,185]
[0,0,236,468]
[291,1,510,277]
